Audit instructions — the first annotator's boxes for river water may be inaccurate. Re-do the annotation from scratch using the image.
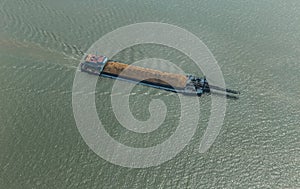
[0,0,299,188]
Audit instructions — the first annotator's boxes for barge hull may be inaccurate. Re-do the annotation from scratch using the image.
[80,54,240,98]
[101,73,179,93]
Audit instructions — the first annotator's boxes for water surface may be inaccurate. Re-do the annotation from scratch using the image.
[0,0,299,188]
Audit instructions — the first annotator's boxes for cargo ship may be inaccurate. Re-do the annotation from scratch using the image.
[80,54,239,97]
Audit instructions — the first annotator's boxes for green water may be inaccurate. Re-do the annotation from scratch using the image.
[1,0,299,188]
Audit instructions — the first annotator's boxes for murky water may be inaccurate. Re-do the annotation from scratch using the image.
[0,0,299,188]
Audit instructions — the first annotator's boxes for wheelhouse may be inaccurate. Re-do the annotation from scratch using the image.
[80,54,108,75]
